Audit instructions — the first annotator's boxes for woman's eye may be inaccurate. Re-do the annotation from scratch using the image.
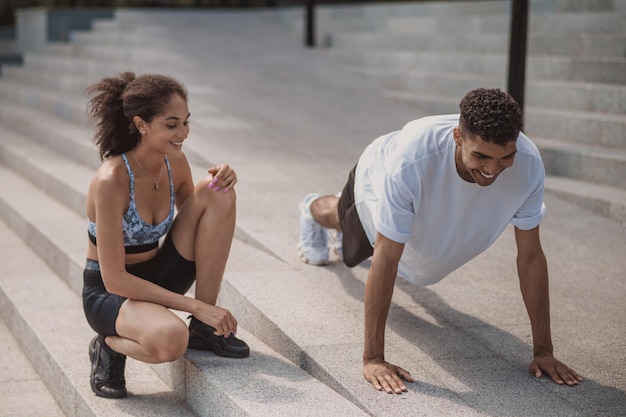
[166,125,176,129]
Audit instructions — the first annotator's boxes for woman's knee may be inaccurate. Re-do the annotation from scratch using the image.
[196,177,237,214]
[144,320,189,363]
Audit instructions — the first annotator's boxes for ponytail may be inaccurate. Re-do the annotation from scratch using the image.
[86,71,138,160]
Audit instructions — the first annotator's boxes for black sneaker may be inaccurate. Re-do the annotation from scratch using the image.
[187,316,250,358]
[89,335,127,399]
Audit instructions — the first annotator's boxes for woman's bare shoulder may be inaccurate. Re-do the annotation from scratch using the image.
[89,156,130,196]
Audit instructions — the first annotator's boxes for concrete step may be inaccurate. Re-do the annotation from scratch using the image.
[383,89,626,147]
[349,68,626,115]
[525,107,626,147]
[535,137,626,191]
[330,31,626,58]
[0,170,197,417]
[0,65,94,95]
[544,176,626,225]
[41,41,185,63]
[0,135,370,417]
[383,11,626,36]
[21,52,135,80]
[70,28,164,46]
[0,317,66,417]
[0,78,90,126]
[330,49,626,85]
[0,101,99,169]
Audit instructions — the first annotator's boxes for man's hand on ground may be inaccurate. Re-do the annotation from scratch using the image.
[529,353,582,386]
[363,359,414,394]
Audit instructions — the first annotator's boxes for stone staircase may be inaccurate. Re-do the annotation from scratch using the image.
[272,0,626,224]
[0,12,371,417]
[1,6,625,417]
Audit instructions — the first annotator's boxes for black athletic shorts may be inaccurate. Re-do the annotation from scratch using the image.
[82,233,196,336]
[337,164,374,267]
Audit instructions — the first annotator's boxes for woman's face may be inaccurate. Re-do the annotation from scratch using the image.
[143,93,190,155]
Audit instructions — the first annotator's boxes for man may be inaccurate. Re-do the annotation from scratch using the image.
[297,88,581,394]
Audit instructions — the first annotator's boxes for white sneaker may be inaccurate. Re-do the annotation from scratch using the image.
[298,193,329,266]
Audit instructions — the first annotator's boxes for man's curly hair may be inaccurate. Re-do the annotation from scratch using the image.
[459,88,522,145]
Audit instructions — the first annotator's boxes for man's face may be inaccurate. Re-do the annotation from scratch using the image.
[453,127,517,186]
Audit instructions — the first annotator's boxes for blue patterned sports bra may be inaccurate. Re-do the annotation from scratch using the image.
[87,153,175,254]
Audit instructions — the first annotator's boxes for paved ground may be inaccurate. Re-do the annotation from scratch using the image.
[1,8,625,416]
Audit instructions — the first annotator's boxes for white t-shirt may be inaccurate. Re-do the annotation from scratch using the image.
[354,114,546,286]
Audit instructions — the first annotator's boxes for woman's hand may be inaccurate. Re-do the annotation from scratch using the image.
[207,164,237,192]
[194,302,238,336]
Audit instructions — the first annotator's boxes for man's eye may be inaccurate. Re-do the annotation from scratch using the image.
[166,125,176,129]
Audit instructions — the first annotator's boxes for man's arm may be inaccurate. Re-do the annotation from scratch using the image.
[514,225,581,386]
[363,232,414,394]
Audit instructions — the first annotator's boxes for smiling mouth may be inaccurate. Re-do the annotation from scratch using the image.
[479,171,496,179]
[170,141,184,146]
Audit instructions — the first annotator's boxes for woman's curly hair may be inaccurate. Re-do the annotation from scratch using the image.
[86,72,188,160]
[459,88,522,145]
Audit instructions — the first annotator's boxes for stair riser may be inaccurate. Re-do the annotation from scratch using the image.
[525,110,626,147]
[1,66,92,95]
[540,148,626,190]
[544,186,626,225]
[0,284,96,417]
[386,93,626,147]
[331,33,626,58]
[0,107,99,169]
[0,83,89,126]
[376,72,626,114]
[337,51,626,84]
[23,54,133,78]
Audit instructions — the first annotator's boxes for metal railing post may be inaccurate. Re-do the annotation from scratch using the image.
[507,0,529,128]
[305,0,316,47]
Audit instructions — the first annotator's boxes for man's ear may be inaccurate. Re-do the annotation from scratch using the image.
[453,126,462,146]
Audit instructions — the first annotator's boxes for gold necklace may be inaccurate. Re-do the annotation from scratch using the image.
[132,150,163,189]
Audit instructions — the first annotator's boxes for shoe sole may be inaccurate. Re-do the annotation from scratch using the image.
[188,340,250,358]
[298,249,329,266]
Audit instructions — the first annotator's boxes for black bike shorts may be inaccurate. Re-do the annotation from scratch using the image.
[82,233,196,336]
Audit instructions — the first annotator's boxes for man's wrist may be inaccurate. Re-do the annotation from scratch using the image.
[363,352,385,364]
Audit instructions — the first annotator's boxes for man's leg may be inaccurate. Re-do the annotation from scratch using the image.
[298,193,332,265]
[310,195,341,230]
[298,164,372,267]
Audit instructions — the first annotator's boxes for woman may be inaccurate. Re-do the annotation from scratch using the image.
[83,72,249,399]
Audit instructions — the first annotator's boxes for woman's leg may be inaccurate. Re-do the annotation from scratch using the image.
[169,176,236,305]
[109,177,245,360]
[107,300,189,363]
[167,177,248,357]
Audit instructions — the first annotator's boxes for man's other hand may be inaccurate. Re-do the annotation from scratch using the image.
[529,353,582,386]
[363,359,414,394]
